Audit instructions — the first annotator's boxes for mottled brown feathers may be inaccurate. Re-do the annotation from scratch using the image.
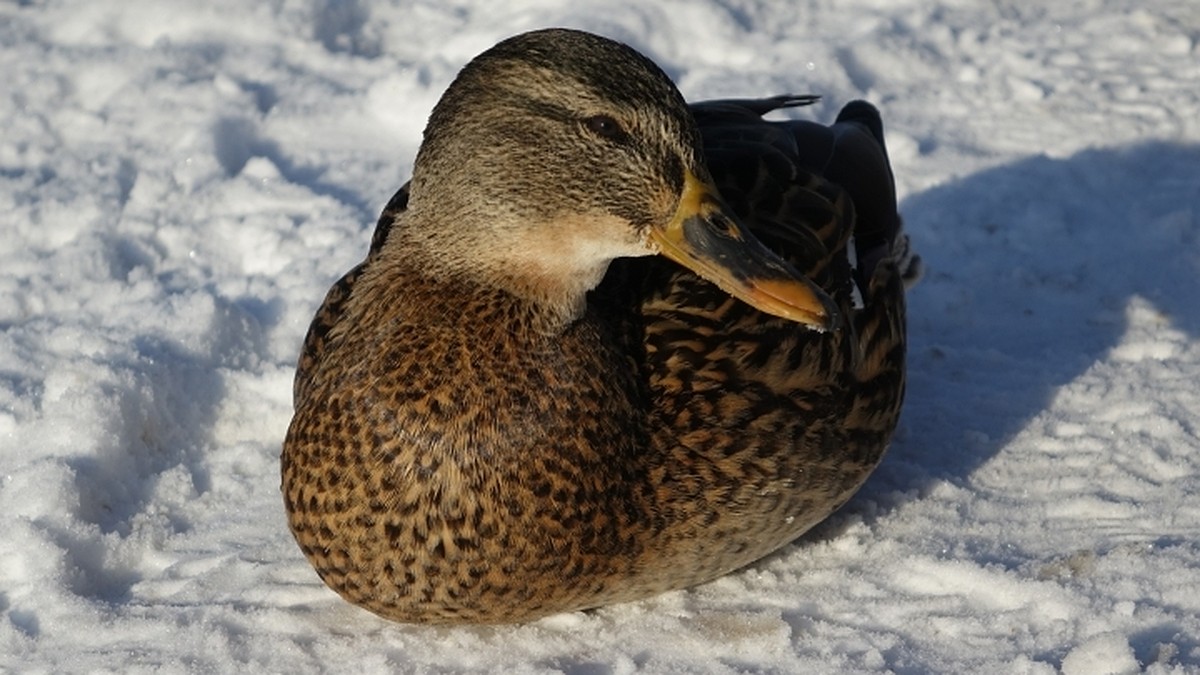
[282,28,916,624]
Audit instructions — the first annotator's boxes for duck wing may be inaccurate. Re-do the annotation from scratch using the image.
[609,97,918,547]
[691,96,918,296]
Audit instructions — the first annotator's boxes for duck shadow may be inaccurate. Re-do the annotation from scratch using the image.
[823,140,1200,530]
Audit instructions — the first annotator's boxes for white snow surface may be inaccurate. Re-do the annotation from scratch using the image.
[3,0,1200,672]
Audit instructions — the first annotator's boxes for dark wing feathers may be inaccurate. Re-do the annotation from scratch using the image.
[694,97,903,289]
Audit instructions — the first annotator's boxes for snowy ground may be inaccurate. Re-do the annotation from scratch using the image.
[3,0,1199,672]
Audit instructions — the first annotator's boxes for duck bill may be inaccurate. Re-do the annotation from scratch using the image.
[650,171,838,331]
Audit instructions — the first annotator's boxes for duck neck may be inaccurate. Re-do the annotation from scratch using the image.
[382,211,620,335]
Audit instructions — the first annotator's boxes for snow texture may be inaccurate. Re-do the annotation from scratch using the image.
[2,0,1199,672]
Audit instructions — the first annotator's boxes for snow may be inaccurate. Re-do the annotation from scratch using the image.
[2,0,1199,671]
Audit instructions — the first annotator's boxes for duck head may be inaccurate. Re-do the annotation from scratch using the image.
[399,28,837,331]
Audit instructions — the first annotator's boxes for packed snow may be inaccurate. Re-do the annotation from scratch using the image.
[2,0,1199,672]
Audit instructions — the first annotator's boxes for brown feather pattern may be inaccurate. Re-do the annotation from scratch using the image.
[282,29,917,624]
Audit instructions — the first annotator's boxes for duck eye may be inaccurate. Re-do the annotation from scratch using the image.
[583,114,628,142]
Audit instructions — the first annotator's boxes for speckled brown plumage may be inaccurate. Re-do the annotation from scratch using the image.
[282,28,919,624]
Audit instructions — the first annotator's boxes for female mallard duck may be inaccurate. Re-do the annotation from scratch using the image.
[282,28,919,624]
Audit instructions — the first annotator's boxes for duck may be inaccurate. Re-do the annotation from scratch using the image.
[282,27,920,625]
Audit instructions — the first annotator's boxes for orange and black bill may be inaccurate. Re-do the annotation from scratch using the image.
[650,171,838,331]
